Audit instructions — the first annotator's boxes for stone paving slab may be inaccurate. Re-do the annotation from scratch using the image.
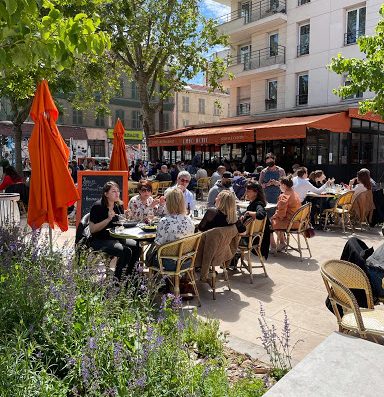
[264,332,384,397]
[44,221,384,364]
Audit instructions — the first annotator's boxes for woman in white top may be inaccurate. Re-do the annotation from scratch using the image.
[128,180,165,221]
[146,188,195,271]
[349,168,372,201]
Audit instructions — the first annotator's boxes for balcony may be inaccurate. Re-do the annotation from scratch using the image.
[217,0,287,42]
[296,94,308,106]
[265,98,277,110]
[237,103,251,116]
[227,45,286,82]
[344,29,365,46]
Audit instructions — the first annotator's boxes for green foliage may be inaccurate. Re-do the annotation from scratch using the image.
[0,226,268,396]
[229,378,266,397]
[102,0,229,134]
[329,4,384,117]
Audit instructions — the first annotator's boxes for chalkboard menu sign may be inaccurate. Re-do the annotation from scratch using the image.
[76,171,129,226]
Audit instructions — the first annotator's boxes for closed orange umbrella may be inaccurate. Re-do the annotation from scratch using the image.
[109,118,129,171]
[27,80,80,231]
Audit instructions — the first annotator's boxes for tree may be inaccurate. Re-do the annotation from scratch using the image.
[329,4,384,117]
[0,0,111,172]
[102,0,229,146]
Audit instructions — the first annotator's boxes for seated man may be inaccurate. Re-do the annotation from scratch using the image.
[207,171,234,208]
[154,165,172,182]
[165,170,196,213]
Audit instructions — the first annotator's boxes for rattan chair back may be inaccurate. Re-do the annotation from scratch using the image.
[158,181,172,195]
[335,190,354,208]
[286,202,311,233]
[151,181,160,197]
[244,217,267,250]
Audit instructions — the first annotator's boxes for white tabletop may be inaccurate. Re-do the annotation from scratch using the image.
[109,226,156,240]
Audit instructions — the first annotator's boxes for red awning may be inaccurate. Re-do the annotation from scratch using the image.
[248,112,350,141]
[148,123,256,147]
[349,108,384,123]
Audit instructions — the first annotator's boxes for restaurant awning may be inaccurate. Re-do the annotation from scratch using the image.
[348,108,384,123]
[148,123,256,147]
[248,112,351,141]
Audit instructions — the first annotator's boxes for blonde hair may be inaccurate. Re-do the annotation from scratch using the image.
[216,190,237,224]
[165,187,186,215]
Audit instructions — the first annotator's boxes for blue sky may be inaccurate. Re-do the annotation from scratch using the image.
[188,0,231,85]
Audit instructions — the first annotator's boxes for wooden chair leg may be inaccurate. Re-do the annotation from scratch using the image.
[341,212,345,233]
[297,233,303,261]
[188,270,201,307]
[174,275,180,297]
[257,248,268,277]
[304,234,312,258]
[211,266,216,300]
[247,250,253,284]
[323,211,329,230]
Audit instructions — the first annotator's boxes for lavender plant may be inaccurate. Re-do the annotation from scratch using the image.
[258,303,302,380]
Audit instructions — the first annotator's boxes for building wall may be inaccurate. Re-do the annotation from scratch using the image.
[219,0,381,118]
[176,86,230,128]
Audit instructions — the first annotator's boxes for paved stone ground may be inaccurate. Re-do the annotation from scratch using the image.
[50,221,383,365]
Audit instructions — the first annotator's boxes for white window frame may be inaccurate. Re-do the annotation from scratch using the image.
[345,6,366,45]
[198,98,205,114]
[298,22,310,56]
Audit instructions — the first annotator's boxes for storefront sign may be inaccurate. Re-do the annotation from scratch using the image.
[107,129,143,142]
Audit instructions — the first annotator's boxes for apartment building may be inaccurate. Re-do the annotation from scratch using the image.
[216,0,380,117]
[174,84,230,128]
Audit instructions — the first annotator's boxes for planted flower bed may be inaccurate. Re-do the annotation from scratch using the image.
[0,226,269,396]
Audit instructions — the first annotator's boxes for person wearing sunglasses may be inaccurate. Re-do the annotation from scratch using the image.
[128,180,166,221]
[165,170,196,214]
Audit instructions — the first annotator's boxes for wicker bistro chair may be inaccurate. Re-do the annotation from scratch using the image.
[321,259,384,341]
[128,181,139,199]
[196,177,211,200]
[284,202,312,261]
[238,217,268,283]
[151,181,160,197]
[147,233,202,305]
[157,181,172,195]
[323,190,354,233]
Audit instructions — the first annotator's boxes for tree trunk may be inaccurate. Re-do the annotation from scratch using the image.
[13,124,23,175]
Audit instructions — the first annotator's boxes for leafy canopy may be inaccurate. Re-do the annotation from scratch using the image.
[329,4,384,117]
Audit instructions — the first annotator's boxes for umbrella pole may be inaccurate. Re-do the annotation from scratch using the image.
[49,227,53,253]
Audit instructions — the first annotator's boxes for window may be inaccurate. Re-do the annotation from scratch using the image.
[132,110,141,129]
[269,33,279,57]
[57,112,64,125]
[240,1,251,24]
[115,109,125,125]
[298,23,310,56]
[343,76,363,100]
[237,102,250,116]
[182,119,189,126]
[198,98,205,114]
[95,112,105,127]
[346,7,366,45]
[298,0,310,5]
[239,44,251,66]
[182,96,189,112]
[88,140,105,157]
[163,112,170,131]
[297,74,308,105]
[266,80,277,110]
[213,102,221,116]
[72,109,83,125]
[131,81,139,99]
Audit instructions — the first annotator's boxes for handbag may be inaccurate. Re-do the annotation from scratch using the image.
[304,226,315,238]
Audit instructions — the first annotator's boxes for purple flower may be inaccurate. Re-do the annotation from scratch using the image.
[89,337,97,350]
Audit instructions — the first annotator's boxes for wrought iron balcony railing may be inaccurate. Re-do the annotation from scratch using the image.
[237,103,251,116]
[217,0,286,25]
[296,94,308,106]
[265,98,277,110]
[231,45,286,71]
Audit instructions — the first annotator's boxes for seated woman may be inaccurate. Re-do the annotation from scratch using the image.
[198,190,245,233]
[0,166,23,191]
[349,168,372,201]
[128,180,166,221]
[89,181,140,282]
[240,181,270,260]
[308,170,326,187]
[271,175,302,252]
[146,188,195,270]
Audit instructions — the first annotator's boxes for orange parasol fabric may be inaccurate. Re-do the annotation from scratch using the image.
[27,80,80,231]
[109,118,129,171]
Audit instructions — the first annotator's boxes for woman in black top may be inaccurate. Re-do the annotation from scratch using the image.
[198,190,245,233]
[241,181,270,259]
[89,181,140,281]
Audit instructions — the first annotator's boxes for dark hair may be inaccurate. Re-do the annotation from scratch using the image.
[265,152,275,160]
[280,175,294,188]
[137,179,152,192]
[101,181,122,206]
[296,167,308,178]
[245,181,267,207]
[4,166,21,181]
[256,166,263,173]
[309,170,324,182]
[357,168,372,190]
